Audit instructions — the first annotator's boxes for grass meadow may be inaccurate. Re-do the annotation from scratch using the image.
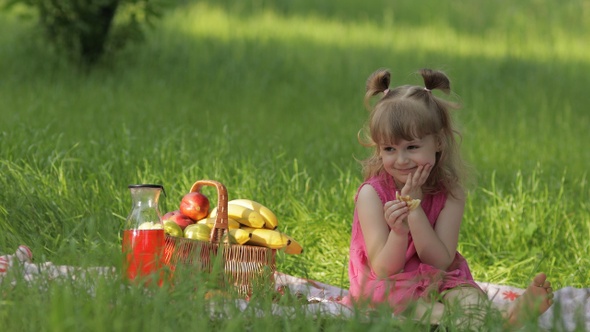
[1,0,589,330]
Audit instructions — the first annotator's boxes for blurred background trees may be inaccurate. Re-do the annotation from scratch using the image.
[3,0,169,65]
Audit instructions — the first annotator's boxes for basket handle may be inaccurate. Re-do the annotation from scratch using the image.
[189,180,228,243]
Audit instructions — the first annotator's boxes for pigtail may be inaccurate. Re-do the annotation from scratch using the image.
[415,68,459,132]
[419,68,451,94]
[418,69,465,195]
[364,69,391,110]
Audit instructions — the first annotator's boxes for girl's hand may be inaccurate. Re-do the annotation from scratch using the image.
[383,199,409,235]
[401,164,432,199]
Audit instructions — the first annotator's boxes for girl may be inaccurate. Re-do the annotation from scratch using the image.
[345,68,554,328]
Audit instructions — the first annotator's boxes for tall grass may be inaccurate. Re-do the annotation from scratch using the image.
[1,0,589,330]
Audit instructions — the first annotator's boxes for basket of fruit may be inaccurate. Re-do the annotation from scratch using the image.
[162,179,302,296]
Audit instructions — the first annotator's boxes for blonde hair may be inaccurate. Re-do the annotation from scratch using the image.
[358,68,467,195]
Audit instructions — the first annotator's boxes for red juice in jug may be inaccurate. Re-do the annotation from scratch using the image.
[122,229,165,284]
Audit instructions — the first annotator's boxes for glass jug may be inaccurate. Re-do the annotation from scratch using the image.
[122,184,166,284]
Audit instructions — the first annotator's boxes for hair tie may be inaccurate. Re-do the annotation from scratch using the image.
[424,87,431,92]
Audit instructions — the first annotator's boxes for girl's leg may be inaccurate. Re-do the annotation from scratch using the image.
[442,286,490,329]
[401,286,487,327]
[442,273,554,330]
[406,299,446,326]
[504,272,554,328]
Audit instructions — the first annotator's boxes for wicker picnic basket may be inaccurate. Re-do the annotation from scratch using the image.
[163,179,276,295]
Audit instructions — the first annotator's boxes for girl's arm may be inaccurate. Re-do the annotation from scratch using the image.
[407,187,465,270]
[356,184,408,278]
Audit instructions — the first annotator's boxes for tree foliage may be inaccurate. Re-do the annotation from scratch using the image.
[4,0,167,65]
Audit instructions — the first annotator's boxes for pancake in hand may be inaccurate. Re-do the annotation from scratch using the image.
[396,192,421,211]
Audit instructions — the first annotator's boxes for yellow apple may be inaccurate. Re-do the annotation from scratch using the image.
[184,223,211,242]
[163,220,183,237]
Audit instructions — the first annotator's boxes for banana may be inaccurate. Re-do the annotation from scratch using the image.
[184,223,212,242]
[223,228,252,245]
[209,204,265,228]
[228,199,279,229]
[241,227,290,249]
[227,204,265,228]
[198,217,241,229]
[283,235,303,255]
[198,219,212,229]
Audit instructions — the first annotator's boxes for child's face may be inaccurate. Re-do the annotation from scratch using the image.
[379,134,439,187]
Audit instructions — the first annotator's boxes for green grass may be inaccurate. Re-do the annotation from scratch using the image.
[1,0,589,330]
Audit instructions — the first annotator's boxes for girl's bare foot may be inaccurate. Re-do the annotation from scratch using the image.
[505,272,554,328]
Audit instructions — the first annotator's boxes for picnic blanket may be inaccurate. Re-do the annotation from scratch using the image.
[1,246,589,331]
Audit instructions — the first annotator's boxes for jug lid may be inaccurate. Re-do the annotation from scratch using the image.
[128,184,166,197]
[128,184,164,189]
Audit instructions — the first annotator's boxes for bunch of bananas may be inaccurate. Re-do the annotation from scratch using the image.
[186,199,303,255]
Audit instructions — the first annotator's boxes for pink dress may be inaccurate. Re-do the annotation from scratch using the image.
[344,172,482,313]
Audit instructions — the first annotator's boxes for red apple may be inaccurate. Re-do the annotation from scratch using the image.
[162,210,195,230]
[179,192,210,221]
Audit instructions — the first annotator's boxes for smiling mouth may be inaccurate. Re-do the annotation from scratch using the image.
[396,168,415,174]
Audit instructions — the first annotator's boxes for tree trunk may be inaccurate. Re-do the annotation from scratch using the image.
[78,0,119,64]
